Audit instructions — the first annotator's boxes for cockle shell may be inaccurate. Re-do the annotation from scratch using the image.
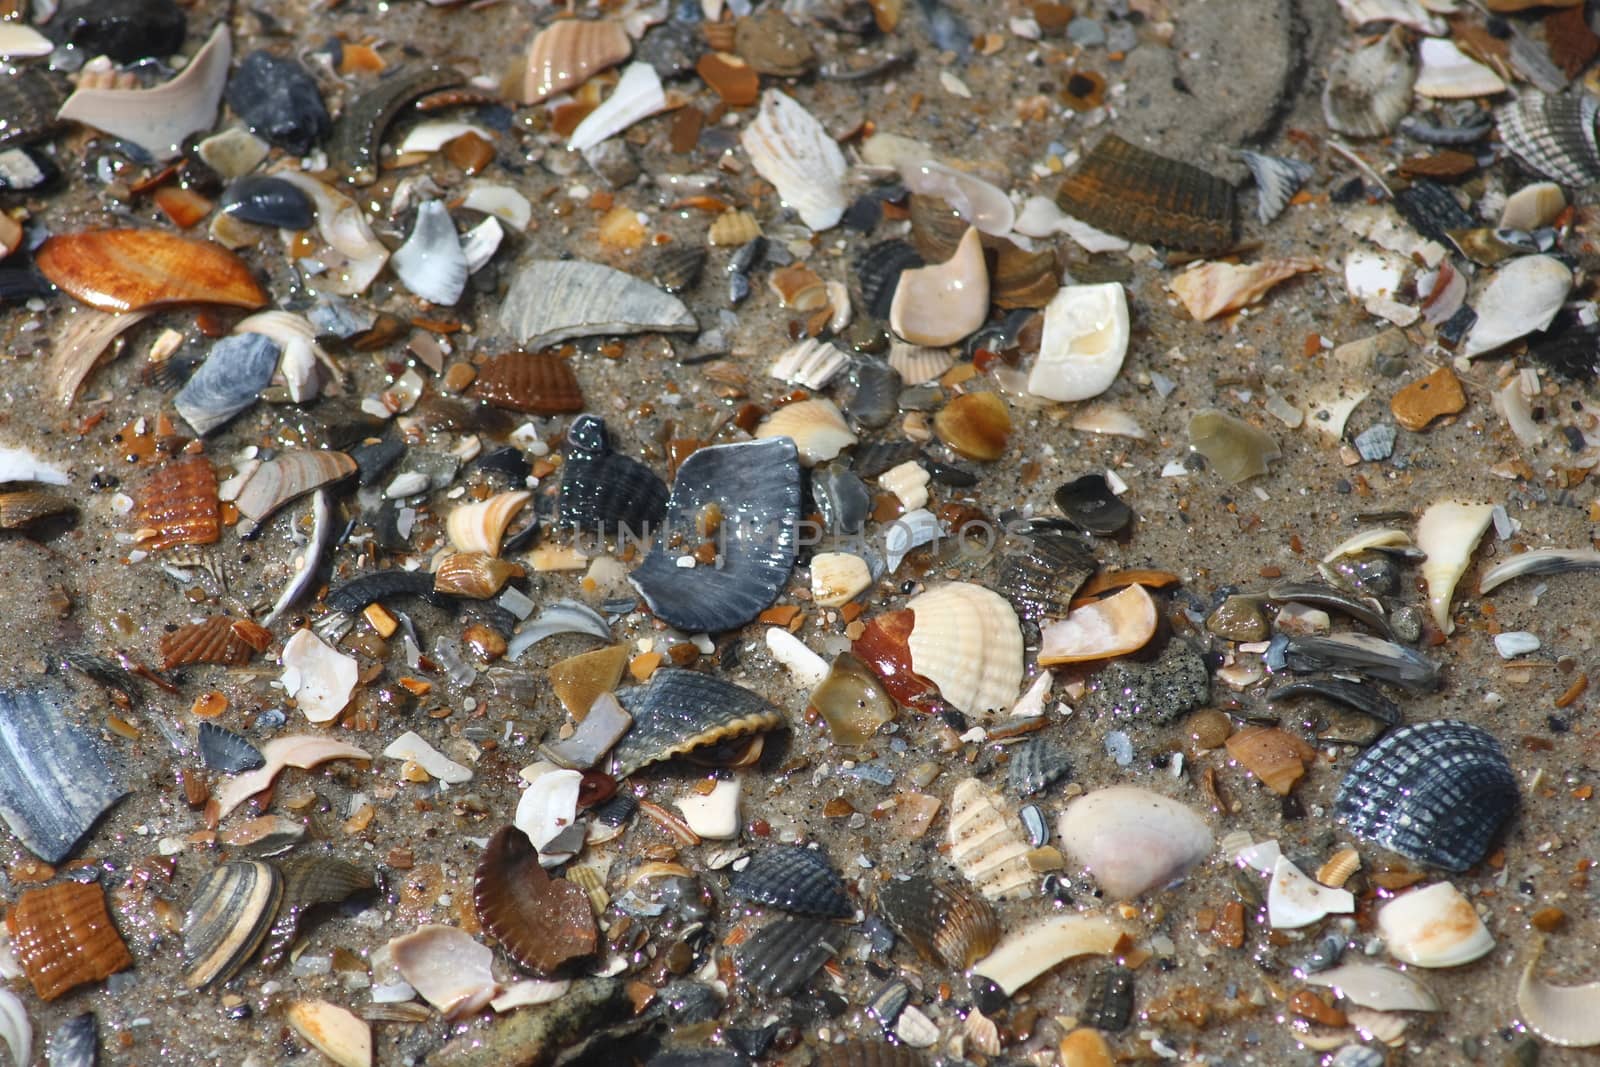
[740,89,848,231]
[433,552,524,599]
[1495,92,1600,187]
[469,351,584,415]
[1322,26,1415,138]
[1054,135,1236,253]
[0,688,126,865]
[569,62,667,153]
[447,491,532,557]
[1415,499,1494,633]
[755,398,857,466]
[1037,583,1157,666]
[160,616,273,670]
[1459,255,1571,359]
[904,583,1023,717]
[389,925,499,1017]
[233,449,356,536]
[971,913,1126,996]
[876,875,998,968]
[182,860,283,989]
[520,20,631,104]
[1026,282,1129,402]
[889,226,989,347]
[613,669,784,777]
[887,341,953,386]
[1057,786,1213,899]
[7,882,132,1001]
[280,629,359,725]
[37,229,267,314]
[731,846,853,918]
[995,522,1097,622]
[133,455,220,552]
[474,826,597,975]
[1415,38,1506,98]
[1170,258,1317,322]
[499,259,696,349]
[947,778,1034,900]
[285,1001,370,1067]
[1378,882,1494,967]
[736,915,844,998]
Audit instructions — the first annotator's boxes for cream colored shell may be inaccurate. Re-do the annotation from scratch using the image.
[905,582,1024,716]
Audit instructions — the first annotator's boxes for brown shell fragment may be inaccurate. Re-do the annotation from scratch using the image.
[468,352,585,415]
[1390,366,1465,432]
[991,240,1060,309]
[876,875,999,969]
[160,616,274,670]
[434,552,525,599]
[473,826,597,975]
[134,455,221,552]
[696,52,760,106]
[1397,151,1478,180]
[1055,135,1237,254]
[7,881,133,1000]
[934,392,1012,462]
[852,609,936,709]
[1225,726,1315,795]
[35,230,268,313]
[0,490,74,529]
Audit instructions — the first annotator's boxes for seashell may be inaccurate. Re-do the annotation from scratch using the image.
[285,1001,370,1067]
[810,652,896,745]
[1170,258,1317,323]
[855,240,924,320]
[447,492,532,558]
[755,398,857,466]
[905,583,1023,716]
[0,990,25,1067]
[212,735,372,819]
[0,23,51,58]
[1519,947,1600,1048]
[933,391,1011,462]
[173,332,279,436]
[220,175,315,231]
[1055,473,1133,537]
[1267,854,1355,930]
[558,415,669,536]
[948,778,1034,900]
[326,569,448,614]
[1336,720,1516,871]
[37,228,267,315]
[7,882,132,1001]
[233,449,356,536]
[197,722,265,775]
[520,19,632,104]
[274,172,389,295]
[731,846,852,918]
[1480,547,1600,594]
[0,689,126,866]
[182,860,284,989]
[900,160,1015,237]
[468,351,585,416]
[889,226,989,347]
[1055,135,1236,253]
[1494,92,1600,187]
[1038,583,1157,666]
[331,65,462,185]
[1268,677,1400,728]
[650,246,707,294]
[1266,581,1392,638]
[1009,737,1072,797]
[134,456,220,553]
[1238,151,1314,225]
[1500,182,1566,231]
[47,1013,95,1067]
[707,210,762,248]
[991,239,1059,310]
[280,628,359,725]
[1415,499,1494,634]
[499,259,697,349]
[740,90,848,231]
[434,552,524,599]
[1188,409,1280,483]
[45,306,152,408]
[736,915,844,998]
[972,913,1126,996]
[0,490,72,529]
[1057,786,1213,899]
[388,925,498,1017]
[1378,881,1493,967]
[513,766,583,860]
[505,600,612,662]
[1306,961,1439,1013]
[1322,26,1415,138]
[392,201,467,306]
[1026,282,1129,403]
[836,359,901,432]
[569,61,667,153]
[1415,38,1505,99]
[771,339,850,391]
[161,615,274,671]
[0,67,68,147]
[0,445,67,487]
[233,311,328,404]
[1459,255,1571,360]
[995,521,1098,622]
[876,875,998,968]
[58,24,231,161]
[811,466,872,537]
[878,462,930,511]
[887,341,953,386]
[384,731,472,784]
[630,438,801,633]
[225,49,330,158]
[1285,632,1440,691]
[474,826,597,975]
[814,1043,927,1067]
[541,691,632,770]
[613,669,784,777]
[853,609,937,708]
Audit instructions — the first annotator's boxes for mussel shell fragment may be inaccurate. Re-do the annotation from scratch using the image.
[46,1013,96,1067]
[7,881,133,1001]
[735,915,843,998]
[219,175,316,230]
[837,358,902,431]
[1054,473,1132,537]
[173,332,279,436]
[1283,633,1440,692]
[558,415,669,536]
[1268,677,1400,727]
[325,569,450,614]
[1265,581,1392,639]
[613,669,784,778]
[331,66,462,184]
[876,875,999,969]
[730,846,852,918]
[1335,720,1516,871]
[0,688,127,865]
[1054,135,1237,254]
[182,859,284,989]
[197,722,266,774]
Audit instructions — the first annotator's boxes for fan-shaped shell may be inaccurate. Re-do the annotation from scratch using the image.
[160,615,273,670]
[498,260,697,349]
[739,89,848,231]
[0,688,127,866]
[1054,135,1236,254]
[519,19,631,105]
[887,341,953,386]
[730,846,852,918]
[876,875,999,969]
[134,455,221,552]
[182,859,283,989]
[1009,737,1072,796]
[433,551,524,599]
[904,583,1023,716]
[1322,26,1415,138]
[1335,720,1516,872]
[1495,92,1600,187]
[754,398,857,466]
[558,415,669,536]
[735,915,843,997]
[258,856,375,969]
[1238,151,1314,225]
[197,722,265,774]
[468,352,585,415]
[947,778,1033,900]
[473,826,596,975]
[612,669,784,777]
[7,882,132,1001]
[994,521,1098,621]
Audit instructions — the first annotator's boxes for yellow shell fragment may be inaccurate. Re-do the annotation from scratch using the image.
[446,490,531,557]
[285,1000,372,1067]
[1415,500,1495,635]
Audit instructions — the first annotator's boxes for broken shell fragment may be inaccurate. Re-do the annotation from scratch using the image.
[948,779,1034,900]
[1494,91,1600,188]
[519,19,632,104]
[1170,259,1317,322]
[1238,151,1314,225]
[887,341,953,386]
[1479,548,1600,593]
[1038,584,1157,666]
[182,860,283,990]
[559,414,669,536]
[469,351,585,416]
[0,688,126,865]
[755,398,858,466]
[57,25,231,160]
[898,159,1016,236]
[233,449,356,537]
[1415,39,1506,98]
[1026,282,1129,402]
[810,552,872,608]
[1499,182,1565,231]
[1188,409,1280,484]
[474,826,597,976]
[876,875,998,969]
[391,200,467,306]
[198,723,266,774]
[809,653,896,745]
[285,1001,371,1067]
[389,925,499,1017]
[7,882,133,1001]
[211,735,372,819]
[447,491,532,558]
[1519,948,1600,1047]
[1459,255,1572,359]
[274,172,389,296]
[1415,500,1494,634]
[1054,134,1237,254]
[36,229,267,313]
[1390,366,1466,432]
[1378,882,1494,968]
[434,552,524,599]
[971,913,1126,996]
[498,259,697,349]
[1267,854,1355,929]
[736,915,843,998]
[384,731,472,784]
[739,89,848,231]
[280,628,359,725]
[568,62,667,153]
[612,669,784,777]
[1226,726,1315,795]
[1322,26,1414,138]
[933,392,1011,462]
[1305,961,1440,1012]
[889,226,990,347]
[731,846,853,919]
[1057,786,1213,899]
[906,583,1024,717]
[174,332,279,436]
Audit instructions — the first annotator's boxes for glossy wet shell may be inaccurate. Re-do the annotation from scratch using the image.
[612,669,785,778]
[0,67,68,147]
[729,846,853,918]
[6,882,133,1001]
[258,856,376,969]
[182,860,284,990]
[133,456,222,552]
[0,490,73,529]
[467,352,585,415]
[233,449,357,533]
[331,66,462,183]
[325,569,447,614]
[994,523,1098,621]
[0,688,128,866]
[1335,720,1517,872]
[473,826,596,975]
[876,875,999,969]
[558,415,670,536]
[1053,135,1237,254]
[197,722,266,774]
[735,915,843,998]
[1009,736,1072,796]
[947,778,1034,900]
[36,230,268,314]
[160,615,274,671]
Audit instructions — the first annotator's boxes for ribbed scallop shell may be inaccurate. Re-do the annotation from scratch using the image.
[468,352,585,415]
[134,455,220,552]
[1322,26,1415,138]
[474,826,597,975]
[905,583,1024,716]
[1335,721,1517,872]
[612,669,784,777]
[947,778,1034,900]
[433,552,523,599]
[558,415,669,537]
[182,860,284,990]
[159,615,273,670]
[814,1043,927,1067]
[754,398,858,466]
[888,341,953,386]
[233,449,356,535]
[1009,736,1072,797]
[1054,135,1237,254]
[735,915,843,998]
[1495,92,1600,187]
[446,490,532,557]
[520,19,632,104]
[0,490,73,528]
[876,875,999,969]
[730,846,852,918]
[6,882,132,1001]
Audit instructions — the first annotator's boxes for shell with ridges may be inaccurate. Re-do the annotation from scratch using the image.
[474,826,597,975]
[905,583,1023,716]
[160,615,273,671]
[558,415,668,537]
[730,846,852,918]
[754,398,857,467]
[814,1043,927,1067]
[7,882,132,1001]
[498,259,697,349]
[947,778,1033,900]
[46,1013,95,1067]
[735,915,843,997]
[887,341,953,386]
[1495,92,1600,187]
[1238,151,1314,225]
[854,240,923,320]
[1054,135,1236,253]
[995,521,1098,622]
[0,688,127,865]
[876,875,999,968]
[468,352,585,415]
[0,490,72,529]
[134,455,221,552]
[233,449,356,537]
[37,228,266,314]
[182,859,284,989]
[197,722,265,774]
[1322,26,1415,138]
[258,856,375,969]
[433,552,524,599]
[739,89,848,231]
[447,491,532,558]
[519,20,632,104]
[612,669,784,777]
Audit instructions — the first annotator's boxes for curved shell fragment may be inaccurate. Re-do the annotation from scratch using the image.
[447,491,532,557]
[1460,255,1572,359]
[58,25,231,161]
[889,226,990,347]
[1027,282,1129,402]
[1267,854,1354,929]
[1378,882,1494,968]
[1037,583,1157,666]
[212,735,373,819]
[285,1001,371,1067]
[1519,947,1600,1047]
[388,925,499,1018]
[1415,500,1495,634]
[739,89,848,231]
[947,778,1034,900]
[1170,259,1317,323]
[971,913,1126,995]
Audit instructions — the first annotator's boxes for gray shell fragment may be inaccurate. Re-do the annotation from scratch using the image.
[730,846,853,918]
[198,722,265,774]
[735,915,843,998]
[47,1013,96,1067]
[1284,633,1440,692]
[1009,736,1072,796]
[498,259,698,349]
[173,332,280,436]
[506,599,612,661]
[613,668,784,777]
[0,688,127,864]
[1238,151,1314,225]
[1335,720,1516,871]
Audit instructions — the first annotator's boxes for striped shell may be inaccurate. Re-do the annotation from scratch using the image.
[1321,26,1414,138]
[6,882,133,1001]
[876,875,999,969]
[735,915,843,998]
[446,491,532,557]
[887,341,953,386]
[612,669,784,777]
[134,456,221,552]
[729,846,852,918]
[854,240,923,321]
[433,552,524,599]
[258,856,375,969]
[1054,135,1237,254]
[233,449,356,536]
[947,778,1033,900]
[558,415,669,537]
[468,352,585,415]
[473,826,597,975]
[905,583,1024,716]
[160,616,274,670]
[182,860,284,990]
[0,490,73,529]
[519,19,632,104]
[1495,92,1600,188]
[994,522,1098,622]
[1009,736,1072,797]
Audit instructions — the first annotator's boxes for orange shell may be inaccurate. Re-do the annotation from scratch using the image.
[134,455,221,552]
[7,881,134,1000]
[467,352,585,415]
[36,230,268,313]
[160,615,274,670]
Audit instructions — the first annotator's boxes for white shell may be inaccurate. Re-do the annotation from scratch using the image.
[392,200,468,306]
[889,226,990,347]
[1037,583,1157,665]
[879,460,930,511]
[740,89,848,231]
[1304,962,1441,1012]
[1519,951,1600,1047]
[1322,528,1411,563]
[398,121,494,154]
[770,338,849,390]
[754,398,857,466]
[285,1001,371,1067]
[1013,196,1130,253]
[388,926,499,1017]
[514,764,584,862]
[1338,0,1445,31]
[1415,500,1495,635]
[1267,854,1355,929]
[461,217,504,274]
[569,62,667,153]
[490,979,573,1013]
[884,508,942,572]
[213,735,373,818]
[1070,405,1148,439]
[0,23,52,57]
[1460,254,1572,359]
[1345,249,1416,326]
[0,988,28,1067]
[1499,183,1566,231]
[235,311,330,404]
[971,913,1126,995]
[0,444,68,486]
[1322,26,1415,138]
[948,778,1033,900]
[1026,282,1129,402]
[1414,38,1506,99]
[1057,786,1213,899]
[765,627,828,688]
[1378,882,1494,968]
[383,730,473,785]
[894,1005,940,1048]
[899,159,1015,236]
[462,183,533,230]
[906,583,1024,716]
[280,628,359,724]
[887,341,953,386]
[809,552,871,607]
[276,172,390,296]
[1170,259,1317,322]
[674,776,741,839]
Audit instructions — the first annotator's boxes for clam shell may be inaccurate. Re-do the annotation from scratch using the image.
[182,860,284,990]
[197,722,265,774]
[612,669,784,777]
[948,778,1033,900]
[520,19,632,104]
[0,490,73,529]
[498,259,697,349]
[174,331,279,435]
[876,875,999,968]
[1009,737,1072,797]
[735,915,843,998]
[1378,881,1493,968]
[739,89,848,231]
[468,351,584,415]
[1038,583,1157,665]
[47,1013,96,1067]
[219,176,315,230]
[1054,135,1236,254]
[889,226,990,347]
[900,161,1015,237]
[558,415,669,536]
[7,882,132,1001]
[905,583,1023,716]
[991,239,1060,310]
[1459,255,1572,360]
[474,826,597,975]
[630,438,801,634]
[258,855,375,969]
[1519,948,1600,1048]
[1415,499,1495,633]
[1238,151,1314,225]
[434,552,523,599]
[1335,720,1516,872]
[388,925,498,1016]
[0,688,126,865]
[995,521,1098,622]
[37,228,267,314]
[133,456,221,552]
[233,449,356,536]
[755,398,858,466]
[971,912,1126,996]
[1322,26,1415,138]
[1057,786,1213,899]
[285,1001,370,1067]
[1170,258,1317,323]
[1495,91,1600,187]
[854,240,923,321]
[161,616,273,671]
[1026,282,1129,402]
[730,846,852,918]
[814,1043,927,1067]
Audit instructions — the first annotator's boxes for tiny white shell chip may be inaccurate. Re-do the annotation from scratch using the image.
[971,913,1126,995]
[383,730,473,784]
[280,628,359,724]
[1057,786,1213,899]
[1493,631,1540,659]
[894,1004,940,1048]
[1378,882,1494,968]
[398,121,493,153]
[391,200,468,307]
[490,979,572,1013]
[1415,500,1495,635]
[568,61,668,153]
[513,764,584,859]
[1267,854,1355,929]
[740,89,848,231]
[1027,283,1130,403]
[674,776,741,839]
[765,627,828,688]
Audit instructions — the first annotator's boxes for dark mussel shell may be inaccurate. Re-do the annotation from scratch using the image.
[876,875,999,970]
[735,915,844,998]
[810,464,872,538]
[1335,720,1516,872]
[1009,736,1072,796]
[1054,134,1237,254]
[1082,964,1135,1031]
[1054,473,1133,537]
[630,438,802,633]
[350,434,408,486]
[1393,179,1474,245]
[1283,633,1440,692]
[837,358,902,430]
[325,569,451,614]
[613,669,784,778]
[7,881,133,1001]
[558,415,669,537]
[854,239,923,320]
[331,65,462,184]
[814,1043,927,1067]
[0,688,127,865]
[173,332,279,437]
[993,520,1097,621]
[468,351,585,415]
[258,855,376,968]
[729,846,853,918]
[197,722,266,774]
[473,826,597,975]
[0,68,68,148]
[1268,676,1400,727]
[61,0,185,63]
[182,860,283,990]
[226,51,332,157]
[47,1012,97,1067]
[219,176,316,231]
[1265,582,1392,639]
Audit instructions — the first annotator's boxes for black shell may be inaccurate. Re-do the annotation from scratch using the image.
[735,915,842,998]
[994,520,1097,621]
[226,51,332,157]
[810,465,872,538]
[61,0,185,63]
[1335,720,1516,871]
[613,669,785,778]
[1283,633,1440,692]
[1268,676,1400,727]
[630,438,801,633]
[0,69,68,148]
[851,440,925,480]
[219,176,316,231]
[876,875,998,970]
[838,358,902,430]
[558,415,669,537]
[1008,736,1072,796]
[326,569,450,614]
[331,66,462,183]
[730,847,852,918]
[1054,473,1133,537]
[349,434,407,487]
[47,1012,97,1067]
[1392,179,1474,244]
[650,246,707,294]
[1082,965,1135,1031]
[197,723,265,774]
[854,240,923,320]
